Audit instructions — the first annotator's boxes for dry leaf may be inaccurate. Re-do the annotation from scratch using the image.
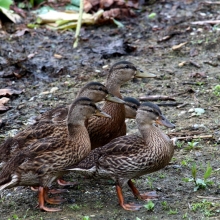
[54,54,63,59]
[0,88,22,97]
[0,97,10,112]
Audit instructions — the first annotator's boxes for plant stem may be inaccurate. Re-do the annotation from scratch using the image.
[73,0,83,48]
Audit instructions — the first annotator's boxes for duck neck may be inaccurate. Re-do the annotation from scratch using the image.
[106,79,121,98]
[67,120,87,138]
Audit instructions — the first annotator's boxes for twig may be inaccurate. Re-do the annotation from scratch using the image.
[73,0,83,48]
[157,102,183,107]
[177,103,188,108]
[201,1,220,5]
[189,60,201,68]
[174,135,213,140]
[139,95,175,101]
[191,20,220,25]
[197,196,220,200]
[169,130,205,136]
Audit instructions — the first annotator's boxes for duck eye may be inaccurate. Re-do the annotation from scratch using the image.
[132,105,137,110]
[98,87,103,91]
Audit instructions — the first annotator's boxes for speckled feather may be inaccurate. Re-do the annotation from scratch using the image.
[68,102,175,187]
[0,98,101,189]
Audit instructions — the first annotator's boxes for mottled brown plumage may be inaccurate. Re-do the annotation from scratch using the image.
[67,102,175,211]
[88,61,155,149]
[0,97,110,212]
[0,82,121,170]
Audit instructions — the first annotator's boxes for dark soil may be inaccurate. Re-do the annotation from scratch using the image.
[0,0,220,219]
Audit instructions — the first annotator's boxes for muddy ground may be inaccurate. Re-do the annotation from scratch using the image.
[0,0,220,219]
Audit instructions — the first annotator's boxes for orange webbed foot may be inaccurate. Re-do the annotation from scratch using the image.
[138,191,158,201]
[57,179,77,186]
[121,203,142,211]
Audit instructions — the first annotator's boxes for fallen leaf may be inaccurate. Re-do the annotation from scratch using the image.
[178,61,187,67]
[54,54,63,59]
[189,72,207,78]
[0,88,22,97]
[0,6,22,23]
[194,108,205,116]
[0,97,10,112]
[13,28,30,37]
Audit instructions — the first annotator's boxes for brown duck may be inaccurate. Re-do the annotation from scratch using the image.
[31,61,155,150]
[87,61,156,149]
[123,97,140,119]
[0,82,122,171]
[0,97,110,212]
[67,102,175,211]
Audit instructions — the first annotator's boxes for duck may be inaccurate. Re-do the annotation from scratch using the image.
[66,102,175,211]
[0,82,123,171]
[36,81,124,123]
[123,97,140,119]
[0,97,111,212]
[87,61,156,149]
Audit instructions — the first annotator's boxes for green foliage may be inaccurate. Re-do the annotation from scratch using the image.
[168,209,178,215]
[183,162,213,191]
[191,200,215,217]
[185,140,200,151]
[176,141,184,148]
[148,12,157,20]
[161,201,169,210]
[0,0,12,9]
[82,216,90,220]
[144,200,155,211]
[68,204,81,210]
[213,85,220,96]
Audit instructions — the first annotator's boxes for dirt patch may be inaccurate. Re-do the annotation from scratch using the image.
[0,1,220,219]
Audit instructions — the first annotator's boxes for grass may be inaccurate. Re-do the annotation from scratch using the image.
[190,200,216,217]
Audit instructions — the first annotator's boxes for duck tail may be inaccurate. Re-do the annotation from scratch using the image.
[0,151,32,190]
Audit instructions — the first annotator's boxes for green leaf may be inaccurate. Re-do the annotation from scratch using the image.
[148,12,157,20]
[65,4,79,11]
[204,162,212,180]
[71,0,80,7]
[112,19,124,28]
[196,178,206,187]
[0,0,12,10]
[191,163,197,179]
[144,201,155,211]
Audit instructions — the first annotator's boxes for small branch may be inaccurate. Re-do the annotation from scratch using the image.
[73,0,83,48]
[201,1,220,5]
[157,102,183,107]
[139,95,175,101]
[177,103,189,108]
[173,134,213,140]
[191,20,220,25]
[197,196,220,200]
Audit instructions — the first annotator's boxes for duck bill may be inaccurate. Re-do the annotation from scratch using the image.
[94,110,111,118]
[135,69,156,78]
[156,115,175,128]
[105,93,125,104]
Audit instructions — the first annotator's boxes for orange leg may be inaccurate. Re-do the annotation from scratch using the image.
[116,184,142,211]
[38,187,61,212]
[57,178,76,186]
[44,187,66,205]
[127,179,158,201]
